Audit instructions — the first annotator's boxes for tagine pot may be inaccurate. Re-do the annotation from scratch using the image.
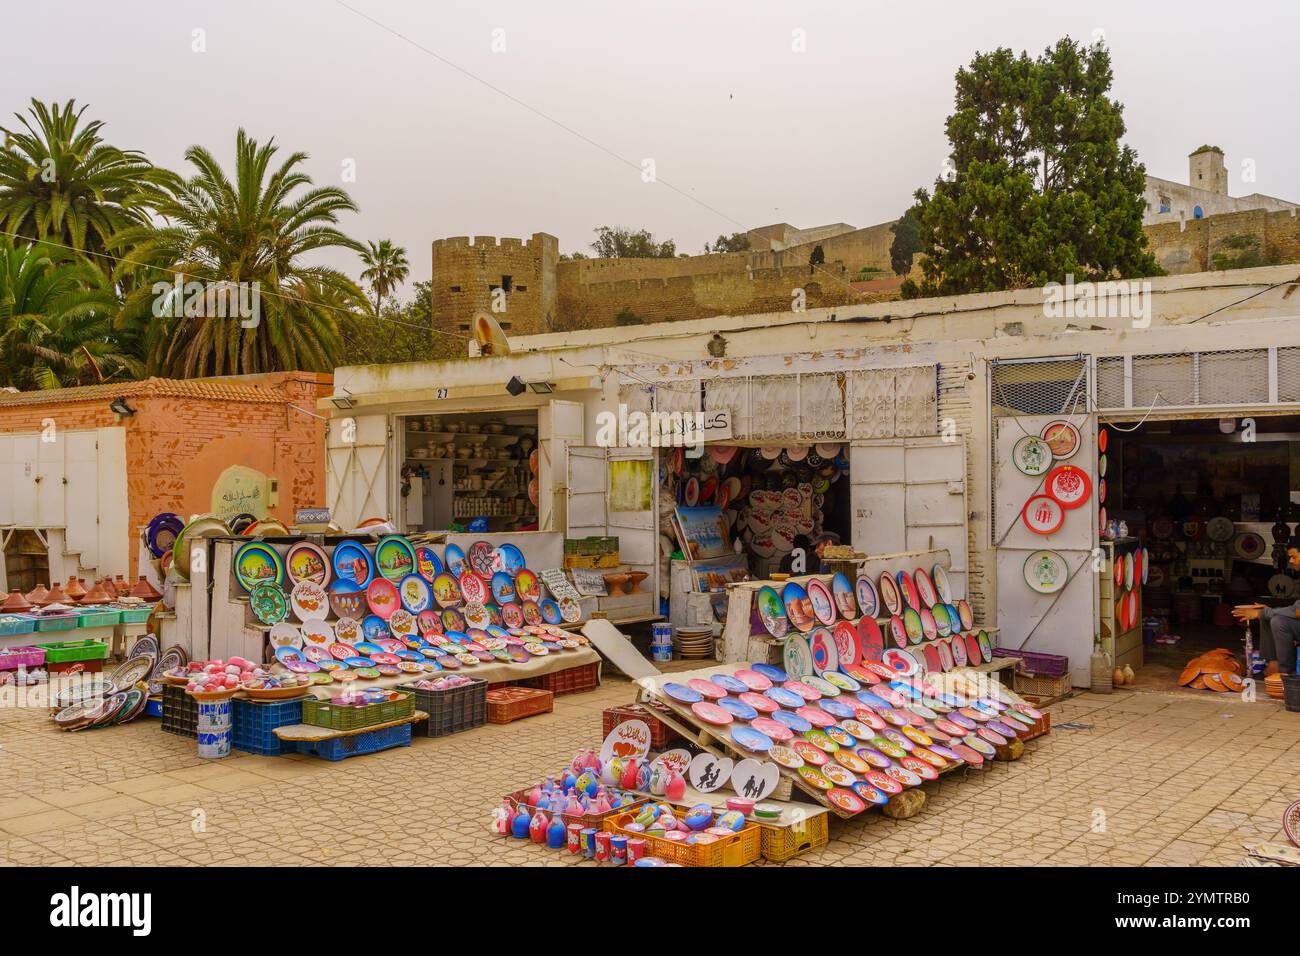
[80,580,112,605]
[2,589,32,612]
[63,576,87,601]
[129,575,162,601]
[45,582,70,605]
[24,584,50,607]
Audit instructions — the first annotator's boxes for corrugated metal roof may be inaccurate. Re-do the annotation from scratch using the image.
[0,377,286,408]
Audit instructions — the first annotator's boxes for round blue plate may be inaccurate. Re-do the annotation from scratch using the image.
[444,544,467,576]
[751,662,788,683]
[856,691,892,710]
[662,682,703,704]
[490,571,516,604]
[494,543,526,574]
[273,645,303,664]
[343,656,373,668]
[395,650,422,661]
[889,681,921,700]
[717,697,758,720]
[710,674,748,694]
[765,687,805,709]
[852,782,891,806]
[486,625,510,639]
[444,630,469,644]
[353,642,384,655]
[771,709,812,733]
[360,615,389,642]
[539,599,562,625]
[331,540,375,590]
[731,726,774,753]
[398,574,433,614]
[820,698,856,719]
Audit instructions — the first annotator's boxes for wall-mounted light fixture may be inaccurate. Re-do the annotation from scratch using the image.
[329,387,355,409]
[109,397,136,417]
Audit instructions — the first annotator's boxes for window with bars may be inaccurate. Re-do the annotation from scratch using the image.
[1095,348,1276,411]
[989,358,1089,417]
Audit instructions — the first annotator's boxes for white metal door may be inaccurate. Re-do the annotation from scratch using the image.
[538,400,584,532]
[850,437,969,598]
[992,413,1098,688]
[326,413,389,532]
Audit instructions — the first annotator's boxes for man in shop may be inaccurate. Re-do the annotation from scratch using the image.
[1232,545,1300,676]
[778,532,839,576]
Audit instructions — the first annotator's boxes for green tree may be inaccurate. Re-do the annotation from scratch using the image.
[0,237,136,390]
[888,208,921,276]
[359,239,409,316]
[901,38,1160,299]
[338,279,462,366]
[0,99,168,264]
[809,244,825,270]
[113,129,367,377]
[703,232,751,254]
[589,226,676,259]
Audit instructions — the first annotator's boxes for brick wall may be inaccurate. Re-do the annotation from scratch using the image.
[430,233,558,339]
[1144,206,1300,274]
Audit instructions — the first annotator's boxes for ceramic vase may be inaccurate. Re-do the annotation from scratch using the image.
[546,815,567,849]
[529,809,549,843]
[510,805,531,839]
[665,770,686,802]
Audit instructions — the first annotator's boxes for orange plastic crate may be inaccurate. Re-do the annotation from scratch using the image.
[523,662,600,697]
[486,687,553,724]
[602,810,762,867]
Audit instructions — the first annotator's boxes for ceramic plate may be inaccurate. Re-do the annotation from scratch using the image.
[1024,550,1068,594]
[1012,435,1053,476]
[831,620,861,669]
[249,583,288,625]
[765,686,805,709]
[932,603,952,637]
[269,621,302,649]
[414,546,442,582]
[432,572,461,608]
[878,573,901,615]
[782,635,814,680]
[514,568,541,602]
[731,726,774,753]
[365,578,400,620]
[756,586,789,639]
[558,595,582,623]
[465,540,494,576]
[902,608,924,645]
[772,709,812,733]
[329,588,366,620]
[807,578,837,626]
[710,673,749,694]
[882,648,920,677]
[889,615,909,649]
[331,540,375,590]
[857,617,885,662]
[286,542,331,587]
[691,701,733,725]
[897,570,921,611]
[804,675,841,698]
[1041,420,1081,460]
[717,697,758,720]
[957,600,974,630]
[932,564,953,604]
[739,692,779,714]
[291,580,329,622]
[768,744,805,769]
[831,573,857,617]
[1045,465,1091,509]
[751,662,788,683]
[443,543,467,576]
[734,669,773,691]
[1022,495,1065,535]
[781,582,816,633]
[808,627,839,676]
[539,598,561,624]
[855,575,880,618]
[234,542,285,593]
[392,574,431,615]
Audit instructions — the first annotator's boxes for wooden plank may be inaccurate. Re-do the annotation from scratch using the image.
[273,710,427,742]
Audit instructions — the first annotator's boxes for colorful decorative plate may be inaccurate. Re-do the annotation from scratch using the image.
[429,571,460,609]
[691,701,733,725]
[855,575,880,618]
[234,542,285,593]
[413,546,442,582]
[919,608,938,641]
[878,573,901,615]
[781,582,816,633]
[857,617,885,662]
[756,585,789,639]
[889,615,909,649]
[783,635,814,680]
[365,578,400,620]
[443,543,467,576]
[765,686,805,709]
[286,541,331,587]
[797,766,834,791]
[731,726,774,753]
[1022,495,1065,535]
[539,598,562,624]
[809,628,839,676]
[1041,420,1081,460]
[768,745,805,770]
[821,763,857,787]
[370,535,414,582]
[489,571,516,604]
[751,717,794,742]
[1023,549,1068,594]
[902,608,924,645]
[831,573,857,617]
[783,680,821,702]
[1012,435,1053,476]
[804,676,841,698]
[458,571,488,606]
[734,669,774,691]
[328,587,366,620]
[752,662,788,683]
[739,692,779,714]
[687,678,727,700]
[467,540,495,576]
[1044,465,1091,509]
[896,570,921,611]
[249,583,288,625]
[806,578,837,626]
[514,568,541,602]
[932,564,953,604]
[802,728,838,751]
[851,782,891,806]
[932,603,952,637]
[914,567,937,608]
[792,740,829,766]
[662,682,703,704]
[286,580,326,623]
[882,648,920,676]
[951,634,968,667]
[965,632,982,665]
[558,596,582,623]
[332,540,375,590]
[396,573,432,614]
[957,600,973,630]
[269,621,302,650]
[491,543,527,575]
[716,697,758,721]
[830,620,861,669]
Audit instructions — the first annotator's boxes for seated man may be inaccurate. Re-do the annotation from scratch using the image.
[1232,545,1300,677]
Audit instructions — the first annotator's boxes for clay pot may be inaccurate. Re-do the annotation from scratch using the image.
[79,580,111,605]
[624,571,649,594]
[101,577,117,599]
[1122,664,1135,685]
[2,589,32,612]
[64,576,86,601]
[1112,667,1125,687]
[114,575,129,596]
[45,582,69,605]
[602,572,629,595]
[129,575,162,601]
[24,584,50,607]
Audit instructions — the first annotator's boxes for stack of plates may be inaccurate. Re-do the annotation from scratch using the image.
[674,627,715,660]
[1264,673,1285,700]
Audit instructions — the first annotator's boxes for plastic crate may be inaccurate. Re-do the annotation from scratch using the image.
[0,615,35,637]
[145,697,163,718]
[760,813,829,862]
[161,682,198,738]
[486,687,553,724]
[0,646,45,671]
[232,697,304,755]
[603,811,762,867]
[991,647,1069,678]
[290,721,412,761]
[37,639,108,662]
[77,608,123,628]
[522,662,600,697]
[119,606,154,624]
[33,615,82,633]
[48,658,103,675]
[398,678,487,737]
[603,702,684,751]
[301,690,414,732]
[1011,670,1072,699]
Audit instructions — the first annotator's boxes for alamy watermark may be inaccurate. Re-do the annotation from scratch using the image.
[1043,274,1151,328]
[593,403,732,454]
[151,277,261,328]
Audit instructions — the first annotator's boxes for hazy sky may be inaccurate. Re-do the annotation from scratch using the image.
[6,0,1298,296]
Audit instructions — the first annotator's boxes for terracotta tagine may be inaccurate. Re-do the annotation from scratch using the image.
[114,575,130,596]
[80,580,111,605]
[101,577,118,599]
[24,583,50,607]
[45,582,70,605]
[2,589,32,612]
[129,575,162,601]
[64,576,87,601]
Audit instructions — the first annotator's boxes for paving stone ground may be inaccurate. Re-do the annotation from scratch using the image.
[2,674,1298,866]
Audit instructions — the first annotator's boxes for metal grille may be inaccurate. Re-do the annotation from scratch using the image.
[1095,356,1125,408]
[1200,349,1268,405]
[1133,353,1194,407]
[990,358,1088,417]
[1096,348,1276,411]
[1278,347,1300,403]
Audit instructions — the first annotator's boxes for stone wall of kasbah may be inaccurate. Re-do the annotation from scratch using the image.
[0,373,331,577]
[431,234,558,337]
[1144,207,1300,275]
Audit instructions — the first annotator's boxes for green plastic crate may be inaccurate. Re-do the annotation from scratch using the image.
[33,614,80,633]
[77,608,123,628]
[37,639,109,663]
[301,691,414,731]
[119,606,153,624]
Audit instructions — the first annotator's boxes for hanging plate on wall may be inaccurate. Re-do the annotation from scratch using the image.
[1040,420,1081,460]
[1206,516,1235,542]
[1012,435,1053,476]
[331,540,375,591]
[1023,550,1069,595]
[234,542,285,593]
[1044,465,1092,509]
[1022,495,1065,535]
[286,541,331,588]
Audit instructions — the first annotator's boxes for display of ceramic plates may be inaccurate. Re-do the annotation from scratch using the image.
[431,572,461,608]
[394,573,432,615]
[290,580,329,622]
[1044,465,1091,509]
[782,636,814,680]
[855,575,879,618]
[233,542,285,592]
[491,543,527,574]
[882,648,920,676]
[1012,435,1053,476]
[857,617,885,662]
[332,540,375,590]
[364,577,400,620]
[806,578,837,626]
[444,543,467,576]
[1023,549,1069,594]
[731,726,773,753]
[878,573,901,615]
[781,582,816,633]
[1022,495,1065,535]
[249,583,288,625]
[1040,420,1081,460]
[756,585,789,639]
[691,701,733,725]
[286,541,331,587]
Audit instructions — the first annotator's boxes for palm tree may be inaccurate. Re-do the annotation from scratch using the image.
[0,237,136,389]
[0,99,168,264]
[113,129,367,377]
[359,239,409,316]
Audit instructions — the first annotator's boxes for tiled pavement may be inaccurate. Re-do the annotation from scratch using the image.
[2,677,1298,866]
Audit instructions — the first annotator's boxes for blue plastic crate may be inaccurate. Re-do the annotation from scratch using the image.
[291,721,412,762]
[232,697,304,756]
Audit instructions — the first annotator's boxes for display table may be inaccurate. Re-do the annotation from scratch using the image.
[0,621,149,656]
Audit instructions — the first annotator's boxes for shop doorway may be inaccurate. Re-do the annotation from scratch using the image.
[1099,411,1300,691]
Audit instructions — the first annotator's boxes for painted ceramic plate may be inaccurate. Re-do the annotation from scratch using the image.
[249,583,288,625]
[752,662,788,683]
[914,567,937,609]
[739,691,779,714]
[897,570,921,611]
[852,782,891,805]
[902,608,924,645]
[443,543,467,576]
[957,600,974,630]
[558,596,582,623]
[783,635,814,680]
[882,648,920,676]
[1041,420,1081,460]
[268,622,301,650]
[772,709,812,733]
[514,568,541,602]
[1022,495,1065,535]
[965,631,982,665]
[756,586,789,639]
[768,744,805,769]
[807,578,837,626]
[809,628,839,675]
[234,542,285,593]
[1023,549,1068,594]
[1012,435,1053,476]
[792,740,829,766]
[951,633,968,667]
[331,540,375,590]
[889,615,909,649]
[857,617,885,662]
[1045,465,1091,509]
[932,564,953,604]
[878,573,901,615]
[783,680,821,703]
[286,541,331,587]
[490,543,526,575]
[765,686,805,709]
[467,540,495,576]
[731,726,774,753]
[290,580,329,622]
[431,572,461,608]
[662,681,703,705]
[831,573,857,617]
[831,620,861,669]
[932,603,953,637]
[781,582,816,633]
[539,598,561,624]
[304,618,336,647]
[733,669,773,691]
[804,675,842,698]
[370,535,415,581]
[686,677,726,699]
[365,578,400,620]
[798,766,834,791]
[691,701,733,725]
[414,546,442,582]
[919,608,938,641]
[751,717,794,742]
[821,763,857,787]
[458,571,488,605]
[716,697,758,721]
[855,575,880,618]
[397,573,433,614]
[802,728,838,751]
